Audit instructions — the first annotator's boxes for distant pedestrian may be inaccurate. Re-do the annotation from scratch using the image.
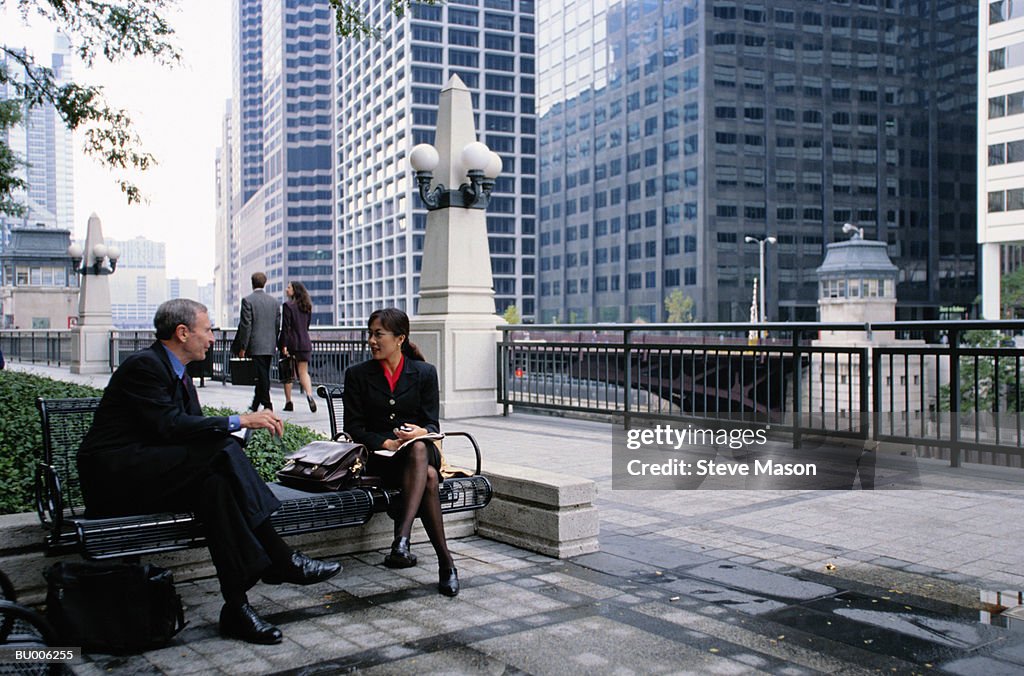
[278,281,316,412]
[235,272,280,412]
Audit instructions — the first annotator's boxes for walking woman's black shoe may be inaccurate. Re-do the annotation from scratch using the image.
[283,401,293,411]
[384,536,417,568]
[438,567,459,597]
[307,394,317,412]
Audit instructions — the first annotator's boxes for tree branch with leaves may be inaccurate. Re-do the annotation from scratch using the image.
[1,0,181,214]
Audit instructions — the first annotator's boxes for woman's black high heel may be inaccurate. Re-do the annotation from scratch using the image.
[438,567,459,596]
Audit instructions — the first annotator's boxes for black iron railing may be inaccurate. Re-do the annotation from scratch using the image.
[0,330,73,367]
[498,321,1024,467]
[109,327,370,386]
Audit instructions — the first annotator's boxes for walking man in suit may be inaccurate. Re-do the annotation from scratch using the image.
[77,298,342,644]
[236,272,281,411]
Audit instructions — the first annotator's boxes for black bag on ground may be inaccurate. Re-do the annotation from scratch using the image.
[44,561,185,653]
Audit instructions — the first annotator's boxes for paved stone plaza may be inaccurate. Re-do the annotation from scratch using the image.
[10,363,1024,674]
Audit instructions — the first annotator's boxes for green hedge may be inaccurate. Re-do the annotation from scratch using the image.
[0,371,324,515]
[0,371,104,515]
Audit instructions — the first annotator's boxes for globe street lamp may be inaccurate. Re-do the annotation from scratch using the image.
[744,235,776,324]
[67,241,120,276]
[409,140,502,210]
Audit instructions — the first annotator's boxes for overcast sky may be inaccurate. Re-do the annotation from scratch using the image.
[3,0,230,281]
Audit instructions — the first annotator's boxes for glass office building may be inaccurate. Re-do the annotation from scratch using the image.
[0,34,75,245]
[537,0,977,323]
[334,0,537,322]
[224,0,336,324]
[258,0,336,323]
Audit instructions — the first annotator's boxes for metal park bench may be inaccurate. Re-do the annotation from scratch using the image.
[34,395,491,560]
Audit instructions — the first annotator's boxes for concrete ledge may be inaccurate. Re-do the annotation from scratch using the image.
[0,510,476,605]
[0,461,598,602]
[475,461,599,558]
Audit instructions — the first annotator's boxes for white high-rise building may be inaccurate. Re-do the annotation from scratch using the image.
[214,99,235,328]
[980,0,1024,318]
[105,236,168,329]
[334,0,538,322]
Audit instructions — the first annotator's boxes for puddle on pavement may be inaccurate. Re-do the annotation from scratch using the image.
[630,562,1022,664]
[768,590,1007,663]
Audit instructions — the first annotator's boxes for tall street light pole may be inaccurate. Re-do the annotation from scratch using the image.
[744,235,776,323]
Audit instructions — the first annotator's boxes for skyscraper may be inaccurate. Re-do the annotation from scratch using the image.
[979,0,1024,319]
[223,0,336,324]
[537,0,978,323]
[334,0,538,322]
[0,33,75,245]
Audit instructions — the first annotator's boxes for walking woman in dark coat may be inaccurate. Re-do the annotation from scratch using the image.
[342,308,458,596]
[278,281,317,412]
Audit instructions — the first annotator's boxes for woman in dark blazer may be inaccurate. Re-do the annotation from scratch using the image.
[278,281,316,412]
[342,307,458,596]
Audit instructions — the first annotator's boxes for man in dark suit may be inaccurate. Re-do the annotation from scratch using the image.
[235,271,281,411]
[78,298,341,645]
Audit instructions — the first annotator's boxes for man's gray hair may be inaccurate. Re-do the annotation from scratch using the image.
[154,299,208,340]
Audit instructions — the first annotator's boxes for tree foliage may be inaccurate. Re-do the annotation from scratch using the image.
[664,289,696,323]
[1001,266,1024,319]
[1,0,182,213]
[939,330,1022,412]
[502,304,521,325]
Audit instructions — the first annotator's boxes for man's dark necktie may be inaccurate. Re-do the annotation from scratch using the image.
[181,372,200,413]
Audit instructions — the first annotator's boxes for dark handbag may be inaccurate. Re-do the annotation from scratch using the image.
[229,357,256,386]
[278,355,295,382]
[44,561,185,653]
[276,438,368,492]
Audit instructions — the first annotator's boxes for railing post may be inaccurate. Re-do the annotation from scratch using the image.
[948,327,961,467]
[623,328,632,430]
[792,330,802,449]
[858,346,870,440]
[108,331,116,371]
[221,329,230,385]
[499,328,509,416]
[871,345,882,444]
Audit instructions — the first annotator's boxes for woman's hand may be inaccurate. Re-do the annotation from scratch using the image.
[281,347,289,357]
[393,423,425,441]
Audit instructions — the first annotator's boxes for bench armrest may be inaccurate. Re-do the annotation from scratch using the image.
[443,432,482,476]
[34,462,64,536]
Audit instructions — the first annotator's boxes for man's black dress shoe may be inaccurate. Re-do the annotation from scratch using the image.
[220,603,282,644]
[262,551,342,585]
[383,536,417,568]
[438,567,459,597]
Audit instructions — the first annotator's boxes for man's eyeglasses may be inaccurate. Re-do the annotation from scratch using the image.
[366,330,394,340]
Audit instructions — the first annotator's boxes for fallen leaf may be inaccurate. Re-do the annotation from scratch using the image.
[825,563,837,571]
[709,648,719,653]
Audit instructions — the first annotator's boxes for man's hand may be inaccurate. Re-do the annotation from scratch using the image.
[240,410,283,437]
[238,349,246,358]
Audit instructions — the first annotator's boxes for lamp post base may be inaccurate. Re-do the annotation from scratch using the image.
[410,314,504,419]
[70,324,113,374]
